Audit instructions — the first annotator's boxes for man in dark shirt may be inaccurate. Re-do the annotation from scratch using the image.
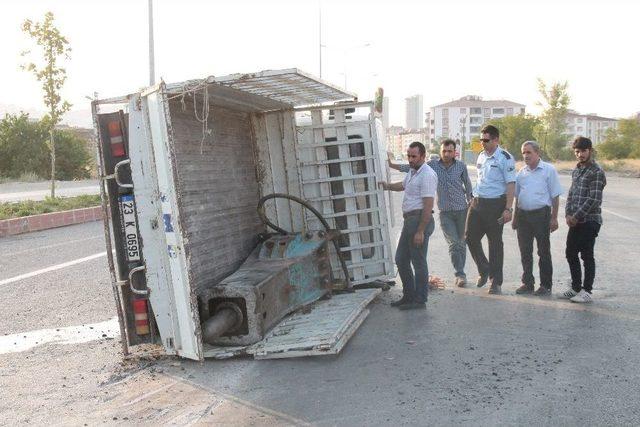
[560,136,606,303]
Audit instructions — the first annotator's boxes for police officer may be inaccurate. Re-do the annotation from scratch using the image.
[466,125,516,294]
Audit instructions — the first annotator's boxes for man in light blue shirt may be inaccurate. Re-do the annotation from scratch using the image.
[512,141,563,296]
[466,125,516,294]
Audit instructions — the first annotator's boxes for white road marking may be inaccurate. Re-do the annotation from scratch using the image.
[601,207,637,223]
[0,317,119,355]
[559,195,637,223]
[0,252,107,287]
[0,235,103,257]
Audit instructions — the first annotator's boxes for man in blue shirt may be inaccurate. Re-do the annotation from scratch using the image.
[466,125,516,294]
[390,139,473,287]
[512,141,563,296]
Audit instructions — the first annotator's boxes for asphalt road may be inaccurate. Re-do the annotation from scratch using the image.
[1,173,639,425]
[0,179,100,202]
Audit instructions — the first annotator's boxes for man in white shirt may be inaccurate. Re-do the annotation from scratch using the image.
[512,141,563,296]
[379,141,438,310]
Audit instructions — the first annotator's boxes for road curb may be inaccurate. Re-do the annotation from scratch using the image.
[0,206,103,238]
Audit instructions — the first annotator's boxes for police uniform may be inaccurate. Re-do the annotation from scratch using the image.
[466,146,516,289]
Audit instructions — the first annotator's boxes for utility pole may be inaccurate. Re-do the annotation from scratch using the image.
[318,1,322,79]
[149,0,155,85]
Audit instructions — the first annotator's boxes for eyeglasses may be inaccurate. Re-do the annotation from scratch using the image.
[480,138,491,143]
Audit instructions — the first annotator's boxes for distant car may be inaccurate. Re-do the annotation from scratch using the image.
[429,154,440,161]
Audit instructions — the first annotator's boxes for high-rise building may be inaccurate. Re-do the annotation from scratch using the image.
[405,95,424,130]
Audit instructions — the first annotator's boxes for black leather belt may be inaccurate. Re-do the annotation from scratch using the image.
[517,206,550,215]
[403,209,434,219]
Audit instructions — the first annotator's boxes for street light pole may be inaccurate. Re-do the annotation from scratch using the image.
[318,1,322,79]
[148,0,155,86]
[342,42,371,91]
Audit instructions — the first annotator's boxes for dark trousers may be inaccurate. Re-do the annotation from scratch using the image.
[566,221,601,293]
[465,197,505,286]
[516,207,553,289]
[395,215,435,303]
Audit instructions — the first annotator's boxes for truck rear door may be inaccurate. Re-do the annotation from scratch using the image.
[93,85,203,360]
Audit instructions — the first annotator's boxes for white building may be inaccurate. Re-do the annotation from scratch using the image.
[385,127,429,158]
[405,94,424,130]
[429,95,526,142]
[564,110,618,145]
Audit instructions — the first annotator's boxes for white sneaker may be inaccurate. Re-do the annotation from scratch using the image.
[570,290,593,303]
[558,288,578,299]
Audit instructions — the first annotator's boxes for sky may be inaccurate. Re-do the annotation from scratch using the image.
[1,0,638,127]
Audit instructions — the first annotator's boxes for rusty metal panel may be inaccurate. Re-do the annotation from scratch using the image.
[168,99,265,293]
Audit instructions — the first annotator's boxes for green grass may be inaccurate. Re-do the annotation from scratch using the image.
[0,195,102,220]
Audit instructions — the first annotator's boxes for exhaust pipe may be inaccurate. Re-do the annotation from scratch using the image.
[202,303,243,344]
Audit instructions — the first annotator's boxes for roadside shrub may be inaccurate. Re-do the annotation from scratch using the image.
[0,113,93,181]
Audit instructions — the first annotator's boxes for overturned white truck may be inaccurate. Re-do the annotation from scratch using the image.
[92,69,396,360]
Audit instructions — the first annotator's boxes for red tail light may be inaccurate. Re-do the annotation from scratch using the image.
[107,121,126,157]
[132,298,150,335]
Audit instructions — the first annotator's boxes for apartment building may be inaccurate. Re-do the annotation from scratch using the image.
[429,95,526,142]
[565,110,618,144]
[385,126,429,158]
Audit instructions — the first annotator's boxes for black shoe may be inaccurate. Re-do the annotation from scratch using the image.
[488,284,502,295]
[533,286,551,296]
[399,302,426,310]
[390,296,412,307]
[476,274,489,288]
[515,284,534,294]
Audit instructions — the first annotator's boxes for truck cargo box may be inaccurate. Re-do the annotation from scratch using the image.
[92,69,395,360]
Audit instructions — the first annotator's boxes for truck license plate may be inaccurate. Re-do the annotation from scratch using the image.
[119,195,141,262]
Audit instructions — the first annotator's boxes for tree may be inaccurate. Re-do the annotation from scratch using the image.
[53,129,93,180]
[0,113,92,180]
[0,113,49,178]
[536,78,570,160]
[486,114,541,160]
[599,119,640,159]
[21,12,72,197]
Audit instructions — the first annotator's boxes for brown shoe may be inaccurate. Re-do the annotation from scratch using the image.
[515,284,534,295]
[533,286,551,296]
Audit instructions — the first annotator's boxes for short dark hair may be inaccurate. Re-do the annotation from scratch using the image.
[573,136,592,150]
[442,138,456,149]
[408,141,426,156]
[481,124,500,140]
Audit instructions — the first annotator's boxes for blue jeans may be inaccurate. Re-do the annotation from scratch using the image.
[439,209,468,278]
[395,215,435,303]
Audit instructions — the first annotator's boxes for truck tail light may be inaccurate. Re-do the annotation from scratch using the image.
[107,121,126,157]
[132,299,150,335]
